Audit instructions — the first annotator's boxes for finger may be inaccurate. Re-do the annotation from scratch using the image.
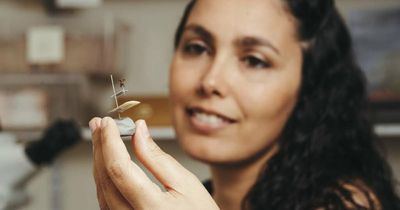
[132,120,197,192]
[101,176,132,210]
[94,141,112,210]
[92,118,132,209]
[96,140,132,209]
[89,117,102,134]
[100,117,162,208]
[90,117,110,210]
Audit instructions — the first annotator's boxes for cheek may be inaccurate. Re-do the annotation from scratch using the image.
[254,84,298,118]
[241,53,302,120]
[169,63,193,102]
[237,72,301,142]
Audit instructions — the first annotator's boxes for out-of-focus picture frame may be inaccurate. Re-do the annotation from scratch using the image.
[348,7,400,122]
[0,88,48,130]
[0,73,89,140]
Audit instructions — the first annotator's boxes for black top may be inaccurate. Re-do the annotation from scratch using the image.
[203,179,213,195]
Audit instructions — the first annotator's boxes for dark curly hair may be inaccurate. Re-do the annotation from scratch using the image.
[174,0,400,209]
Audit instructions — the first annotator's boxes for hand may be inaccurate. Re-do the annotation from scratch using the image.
[89,117,219,210]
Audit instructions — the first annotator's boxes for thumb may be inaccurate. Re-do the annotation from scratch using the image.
[132,120,196,191]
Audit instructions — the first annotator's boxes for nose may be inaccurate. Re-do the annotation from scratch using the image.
[198,56,229,98]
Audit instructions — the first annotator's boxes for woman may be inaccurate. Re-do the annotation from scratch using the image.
[89,0,400,209]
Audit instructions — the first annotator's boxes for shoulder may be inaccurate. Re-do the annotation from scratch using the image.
[341,180,381,210]
[318,180,381,210]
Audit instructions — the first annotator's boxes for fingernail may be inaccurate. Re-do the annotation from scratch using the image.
[89,122,96,133]
[89,119,98,133]
[101,118,109,129]
[139,120,150,139]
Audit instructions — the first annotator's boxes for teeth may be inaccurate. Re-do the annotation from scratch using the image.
[194,111,224,125]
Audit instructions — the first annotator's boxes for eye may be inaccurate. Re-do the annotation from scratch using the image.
[242,55,271,69]
[182,42,209,55]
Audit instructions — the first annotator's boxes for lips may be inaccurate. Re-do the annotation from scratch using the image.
[184,105,239,134]
[186,106,237,123]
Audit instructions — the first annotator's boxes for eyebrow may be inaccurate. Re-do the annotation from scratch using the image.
[183,24,214,45]
[236,37,281,56]
[183,24,280,56]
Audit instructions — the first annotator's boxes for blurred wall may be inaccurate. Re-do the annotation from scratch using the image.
[0,0,398,210]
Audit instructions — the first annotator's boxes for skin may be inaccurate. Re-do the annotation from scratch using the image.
[90,118,219,210]
[170,0,302,164]
[170,0,302,209]
[89,0,303,210]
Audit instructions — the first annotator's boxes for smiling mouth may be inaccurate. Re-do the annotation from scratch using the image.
[185,107,237,126]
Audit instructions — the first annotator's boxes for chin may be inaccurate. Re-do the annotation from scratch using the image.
[175,131,229,162]
[177,129,279,170]
[175,131,260,166]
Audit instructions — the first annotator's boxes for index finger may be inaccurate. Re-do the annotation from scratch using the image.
[89,117,109,210]
[100,117,162,208]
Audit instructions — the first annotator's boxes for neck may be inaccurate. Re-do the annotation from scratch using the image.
[210,144,278,210]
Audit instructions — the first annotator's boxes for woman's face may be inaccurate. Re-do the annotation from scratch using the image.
[169,0,303,165]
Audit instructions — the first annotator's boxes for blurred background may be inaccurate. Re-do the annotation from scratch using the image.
[0,0,399,209]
